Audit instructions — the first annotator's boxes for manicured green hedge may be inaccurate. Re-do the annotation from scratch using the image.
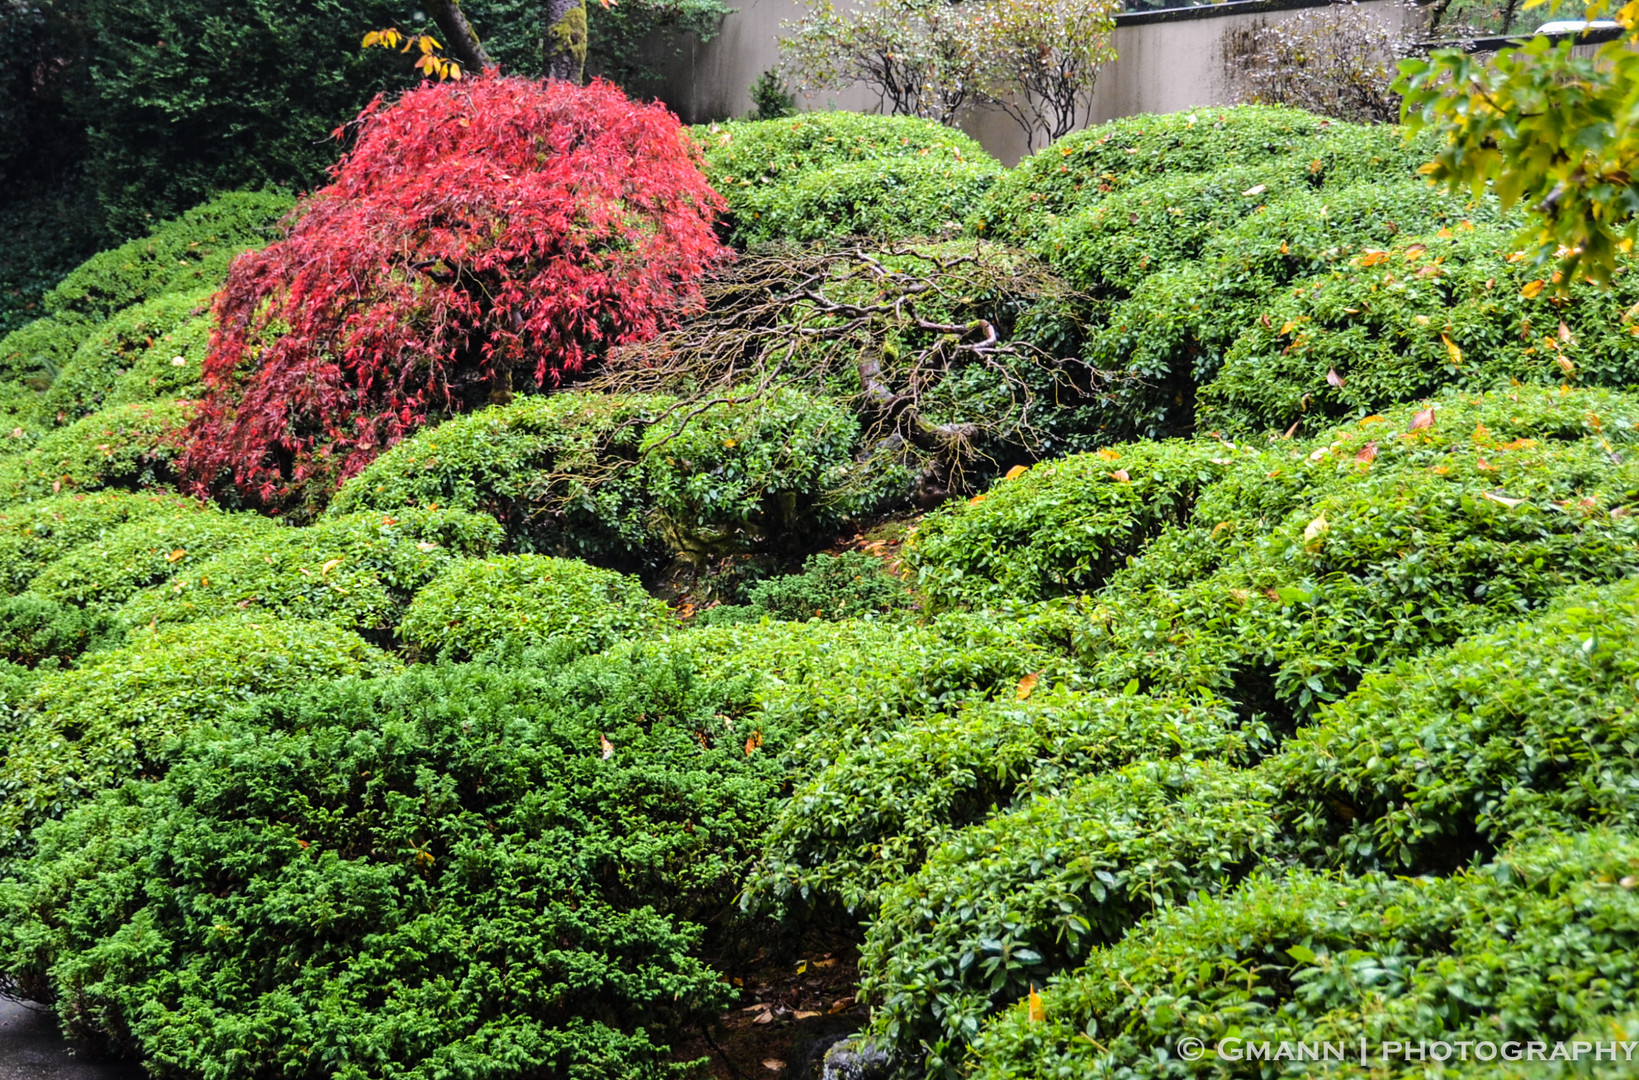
[0,490,204,594]
[0,595,125,668]
[1071,388,1639,723]
[0,616,398,855]
[117,508,504,635]
[968,829,1639,1080]
[752,689,1247,913]
[692,113,997,246]
[861,761,1280,1076]
[905,440,1231,608]
[0,400,190,506]
[328,393,670,564]
[27,508,277,608]
[1270,578,1639,874]
[398,555,671,660]
[38,288,212,424]
[741,551,912,622]
[0,648,781,1075]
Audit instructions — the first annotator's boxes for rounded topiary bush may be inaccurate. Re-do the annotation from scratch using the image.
[398,554,670,659]
[0,616,398,855]
[0,490,204,594]
[0,400,189,506]
[0,594,126,668]
[905,440,1232,609]
[0,652,781,1075]
[27,508,278,609]
[692,112,995,246]
[328,392,672,564]
[38,289,213,425]
[117,508,504,635]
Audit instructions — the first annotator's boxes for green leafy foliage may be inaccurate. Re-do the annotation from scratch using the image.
[117,508,504,636]
[0,400,189,506]
[0,594,125,668]
[862,761,1280,1076]
[742,551,912,621]
[27,508,277,609]
[753,689,1248,912]
[0,617,397,855]
[38,289,212,425]
[968,829,1639,1080]
[0,490,204,595]
[398,555,670,660]
[692,113,996,246]
[328,393,670,565]
[0,648,779,1076]
[906,441,1229,608]
[1270,578,1639,873]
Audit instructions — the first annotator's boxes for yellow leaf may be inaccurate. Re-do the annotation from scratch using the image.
[1442,334,1462,366]
[320,557,344,576]
[1004,464,1029,480]
[362,30,379,47]
[1028,987,1046,1023]
[1279,320,1298,335]
[165,548,187,563]
[1095,448,1121,461]
[1016,671,1041,700]
[1558,356,1576,376]
[1359,249,1389,267]
[1303,513,1329,544]
[1521,279,1545,298]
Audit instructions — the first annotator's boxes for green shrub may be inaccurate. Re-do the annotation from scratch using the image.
[1199,227,1639,435]
[976,107,1439,242]
[752,689,1248,913]
[968,829,1639,1080]
[0,648,779,1075]
[0,594,126,667]
[27,508,276,608]
[398,555,671,660]
[0,400,189,506]
[861,761,1280,1076]
[905,441,1231,609]
[1269,578,1639,874]
[1072,387,1639,722]
[743,551,912,621]
[117,508,504,636]
[739,156,1002,245]
[37,288,213,424]
[640,388,870,560]
[41,189,290,328]
[0,490,204,594]
[691,113,995,246]
[327,392,670,564]
[0,316,86,388]
[0,616,397,854]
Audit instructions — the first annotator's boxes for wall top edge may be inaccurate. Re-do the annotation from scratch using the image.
[1117,0,1626,43]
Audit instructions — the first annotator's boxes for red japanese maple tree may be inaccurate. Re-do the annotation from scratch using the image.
[181,76,728,511]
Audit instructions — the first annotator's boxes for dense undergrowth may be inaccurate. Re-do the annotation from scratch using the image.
[1,98,1637,1080]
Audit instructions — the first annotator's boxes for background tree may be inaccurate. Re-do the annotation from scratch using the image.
[964,0,1119,148]
[1397,0,1639,281]
[1226,0,1408,125]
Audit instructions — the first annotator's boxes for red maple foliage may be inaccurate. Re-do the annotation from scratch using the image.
[181,76,729,511]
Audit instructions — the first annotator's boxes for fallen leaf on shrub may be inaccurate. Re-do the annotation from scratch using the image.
[1559,321,1573,343]
[968,494,986,506]
[1403,243,1427,258]
[1004,464,1029,480]
[1108,469,1130,482]
[1622,876,1637,889]
[320,557,344,576]
[1442,335,1462,366]
[1354,442,1377,463]
[415,541,440,552]
[745,730,763,755]
[1522,279,1545,298]
[1028,986,1046,1022]
[1326,368,1345,388]
[1096,448,1121,460]
[1483,492,1524,507]
[600,734,614,759]
[1241,184,1266,197]
[1280,320,1298,335]
[1283,420,1300,439]
[1410,407,1436,431]
[1477,457,1496,471]
[1358,414,1387,425]
[166,548,187,562]
[1303,514,1329,544]
[1359,249,1389,267]
[1558,356,1576,375]
[1016,671,1041,700]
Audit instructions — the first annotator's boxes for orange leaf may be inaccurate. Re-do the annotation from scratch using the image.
[165,548,187,563]
[1028,987,1046,1023]
[1354,442,1377,463]
[1016,671,1042,700]
[1521,279,1545,298]
[744,730,763,755]
[1359,249,1389,267]
[1004,464,1029,480]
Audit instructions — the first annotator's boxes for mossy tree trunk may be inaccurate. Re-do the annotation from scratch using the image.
[543,0,588,82]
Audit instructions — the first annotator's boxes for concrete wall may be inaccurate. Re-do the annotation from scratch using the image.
[653,0,1418,165]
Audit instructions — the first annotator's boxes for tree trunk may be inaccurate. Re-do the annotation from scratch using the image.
[543,0,588,82]
[423,0,492,72]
